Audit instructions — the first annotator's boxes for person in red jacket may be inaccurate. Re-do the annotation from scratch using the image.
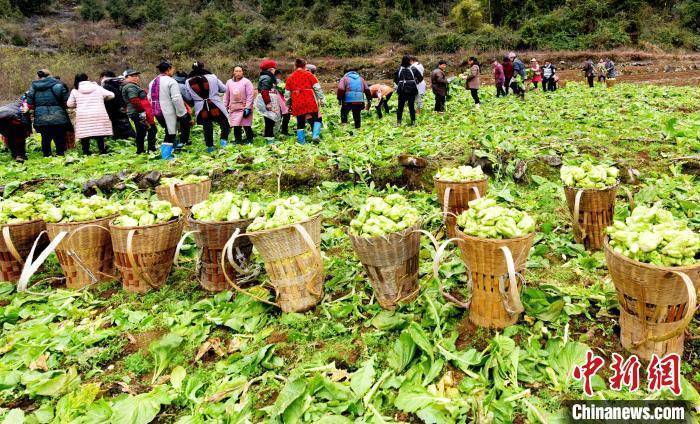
[284,58,325,144]
[502,56,514,95]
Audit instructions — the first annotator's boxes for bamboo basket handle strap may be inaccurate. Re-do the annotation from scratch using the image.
[433,237,472,309]
[64,224,114,284]
[168,184,183,210]
[2,226,23,264]
[619,186,635,211]
[636,271,697,345]
[173,230,199,267]
[471,185,481,199]
[126,229,157,289]
[572,189,585,240]
[220,230,278,308]
[64,223,110,245]
[293,223,323,297]
[224,228,257,277]
[442,187,451,224]
[498,245,525,316]
[17,230,67,292]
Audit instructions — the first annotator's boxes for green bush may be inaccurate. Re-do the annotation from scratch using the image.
[243,25,273,53]
[80,0,105,22]
[300,29,376,57]
[385,10,407,42]
[451,0,484,33]
[675,0,700,32]
[10,0,52,16]
[427,33,467,53]
[144,0,164,22]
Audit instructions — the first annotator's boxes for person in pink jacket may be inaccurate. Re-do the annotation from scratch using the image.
[224,66,255,144]
[67,73,115,155]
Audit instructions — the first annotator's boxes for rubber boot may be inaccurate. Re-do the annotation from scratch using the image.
[311,122,322,142]
[296,129,306,144]
[220,139,228,148]
[206,146,215,154]
[161,143,174,160]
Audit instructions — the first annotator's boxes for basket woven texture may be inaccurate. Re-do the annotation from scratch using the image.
[349,225,421,310]
[109,217,184,293]
[564,185,618,251]
[604,239,698,360]
[456,229,534,328]
[247,215,324,312]
[0,219,47,282]
[435,177,487,238]
[155,180,211,218]
[189,217,253,292]
[46,215,116,289]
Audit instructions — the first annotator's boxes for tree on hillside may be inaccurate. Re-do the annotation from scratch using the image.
[451,0,484,33]
[10,0,53,16]
[80,0,105,21]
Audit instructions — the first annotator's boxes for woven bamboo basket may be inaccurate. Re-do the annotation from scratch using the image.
[243,215,324,313]
[0,219,47,282]
[46,215,117,289]
[434,230,534,329]
[564,184,632,251]
[109,217,184,293]
[558,80,567,88]
[606,79,617,88]
[435,177,487,238]
[348,224,421,310]
[604,239,698,360]
[188,216,254,292]
[155,179,211,219]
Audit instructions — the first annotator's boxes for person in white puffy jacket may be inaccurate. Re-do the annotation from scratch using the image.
[66,73,114,155]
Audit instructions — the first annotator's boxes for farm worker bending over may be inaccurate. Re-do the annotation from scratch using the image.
[337,68,372,129]
[0,95,31,162]
[369,84,393,119]
[148,61,189,159]
[285,58,325,144]
[67,73,114,155]
[508,52,526,97]
[121,69,156,154]
[465,57,481,107]
[394,55,423,127]
[502,56,514,95]
[431,60,448,113]
[410,56,426,114]
[492,58,505,97]
[186,61,230,153]
[224,66,255,144]
[99,70,136,140]
[542,60,557,92]
[256,59,282,143]
[26,69,71,157]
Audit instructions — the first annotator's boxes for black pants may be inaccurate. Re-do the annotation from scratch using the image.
[1,124,28,160]
[37,125,67,157]
[233,126,254,143]
[296,112,319,130]
[200,113,230,147]
[376,93,392,118]
[434,93,446,112]
[341,103,363,129]
[470,89,480,105]
[510,81,524,98]
[587,75,594,87]
[156,115,190,146]
[533,81,539,89]
[396,93,415,124]
[130,115,157,153]
[263,117,275,138]
[281,114,290,135]
[542,77,556,91]
[80,136,106,154]
[504,79,511,95]
[598,75,606,83]
[496,84,506,97]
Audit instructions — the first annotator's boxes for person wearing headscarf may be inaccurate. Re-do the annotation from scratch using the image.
[186,61,229,152]
[256,59,282,143]
[224,66,255,144]
[530,58,542,90]
[284,58,325,143]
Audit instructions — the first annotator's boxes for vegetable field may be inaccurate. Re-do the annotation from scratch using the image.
[1,82,699,423]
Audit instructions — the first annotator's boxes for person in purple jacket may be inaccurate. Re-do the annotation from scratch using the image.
[492,58,505,97]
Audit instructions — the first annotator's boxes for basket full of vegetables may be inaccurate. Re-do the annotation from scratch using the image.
[244,196,323,313]
[348,194,422,310]
[109,199,184,293]
[434,197,536,328]
[0,193,51,282]
[188,192,263,292]
[604,203,699,360]
[434,165,487,238]
[561,161,632,250]
[44,195,121,289]
[155,175,211,218]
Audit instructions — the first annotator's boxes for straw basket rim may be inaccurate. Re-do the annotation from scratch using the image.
[187,214,254,227]
[603,237,700,274]
[46,214,119,230]
[454,227,535,245]
[0,218,46,229]
[158,178,210,189]
[433,176,488,185]
[108,215,183,231]
[246,213,322,237]
[563,182,619,193]
[346,221,420,243]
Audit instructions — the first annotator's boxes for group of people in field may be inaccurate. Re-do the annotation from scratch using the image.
[0,53,618,162]
[582,58,618,87]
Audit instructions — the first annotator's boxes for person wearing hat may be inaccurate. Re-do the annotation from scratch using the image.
[186,61,229,152]
[530,58,542,90]
[431,60,449,113]
[121,69,157,154]
[284,58,325,143]
[25,69,72,157]
[256,59,281,142]
[148,61,189,159]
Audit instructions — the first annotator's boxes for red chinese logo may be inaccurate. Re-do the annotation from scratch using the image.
[573,351,605,396]
[609,353,641,392]
[647,354,681,396]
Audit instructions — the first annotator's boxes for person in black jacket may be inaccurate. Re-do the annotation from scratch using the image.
[394,55,423,126]
[99,70,136,140]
